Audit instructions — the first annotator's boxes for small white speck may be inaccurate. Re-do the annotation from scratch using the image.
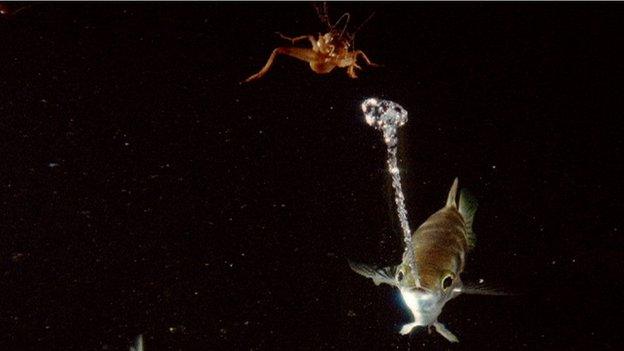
[478,278,484,284]
[491,165,496,169]
[551,260,556,265]
[48,163,59,168]
[124,142,129,146]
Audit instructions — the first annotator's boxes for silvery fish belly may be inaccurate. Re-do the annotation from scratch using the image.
[349,178,478,343]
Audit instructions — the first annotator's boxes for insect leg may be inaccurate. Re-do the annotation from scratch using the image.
[276,33,317,48]
[243,47,318,83]
[355,50,381,67]
[347,64,358,79]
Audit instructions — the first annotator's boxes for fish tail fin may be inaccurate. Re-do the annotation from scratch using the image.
[459,188,478,249]
[445,177,459,208]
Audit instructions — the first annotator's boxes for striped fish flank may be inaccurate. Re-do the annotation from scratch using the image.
[410,178,474,291]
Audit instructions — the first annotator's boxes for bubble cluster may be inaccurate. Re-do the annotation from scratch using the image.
[361,98,408,147]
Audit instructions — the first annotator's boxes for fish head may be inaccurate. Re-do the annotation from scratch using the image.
[396,264,463,326]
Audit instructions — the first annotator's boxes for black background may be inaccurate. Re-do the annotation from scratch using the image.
[1,2,623,350]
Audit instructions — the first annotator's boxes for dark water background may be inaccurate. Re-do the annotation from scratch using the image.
[1,2,622,350]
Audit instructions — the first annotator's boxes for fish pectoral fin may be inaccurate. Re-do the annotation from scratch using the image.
[130,334,144,351]
[399,322,419,335]
[433,321,459,343]
[460,283,512,296]
[348,261,398,286]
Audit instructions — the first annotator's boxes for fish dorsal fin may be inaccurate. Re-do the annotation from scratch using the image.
[459,188,478,249]
[445,177,459,208]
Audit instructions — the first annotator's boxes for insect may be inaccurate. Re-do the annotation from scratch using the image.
[243,3,380,83]
[351,178,504,342]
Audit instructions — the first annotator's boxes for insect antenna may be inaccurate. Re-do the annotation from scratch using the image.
[314,2,352,40]
[349,11,376,49]
[330,12,351,40]
[13,5,32,15]
[313,1,332,29]
[353,11,376,37]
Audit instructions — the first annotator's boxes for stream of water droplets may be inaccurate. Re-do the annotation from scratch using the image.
[361,98,419,285]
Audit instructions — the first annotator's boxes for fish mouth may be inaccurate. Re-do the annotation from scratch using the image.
[398,288,442,323]
[409,286,433,294]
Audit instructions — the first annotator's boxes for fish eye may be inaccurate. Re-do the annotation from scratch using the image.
[397,271,404,282]
[442,275,453,290]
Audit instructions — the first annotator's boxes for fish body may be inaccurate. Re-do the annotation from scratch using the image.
[350,178,478,342]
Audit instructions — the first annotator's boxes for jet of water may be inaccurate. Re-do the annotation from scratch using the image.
[361,98,419,286]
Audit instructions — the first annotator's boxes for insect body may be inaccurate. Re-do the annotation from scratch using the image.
[350,178,483,343]
[243,5,379,83]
